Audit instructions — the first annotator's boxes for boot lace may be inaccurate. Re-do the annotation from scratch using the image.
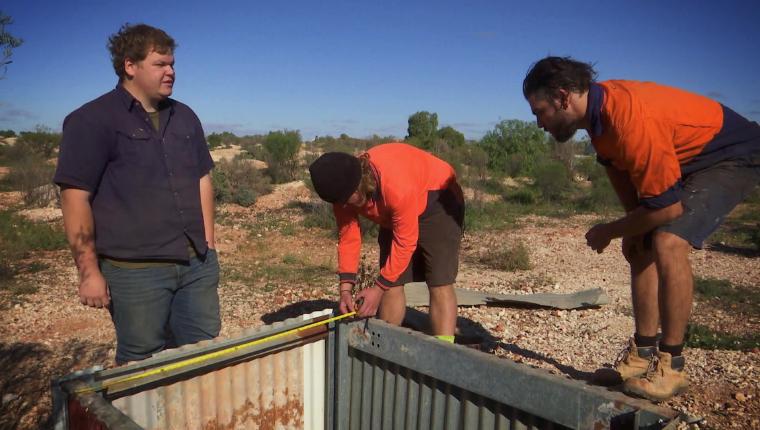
[643,354,662,381]
[612,338,635,367]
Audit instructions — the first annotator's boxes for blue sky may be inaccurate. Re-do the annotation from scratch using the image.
[1,0,759,140]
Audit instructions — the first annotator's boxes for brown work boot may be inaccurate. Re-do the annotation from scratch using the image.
[592,338,656,386]
[623,351,689,402]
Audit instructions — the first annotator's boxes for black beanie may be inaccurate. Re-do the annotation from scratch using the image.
[309,152,362,203]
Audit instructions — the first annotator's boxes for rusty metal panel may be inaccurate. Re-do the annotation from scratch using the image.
[107,309,332,429]
[337,319,680,430]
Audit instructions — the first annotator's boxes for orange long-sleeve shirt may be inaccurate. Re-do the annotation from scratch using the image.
[333,143,458,287]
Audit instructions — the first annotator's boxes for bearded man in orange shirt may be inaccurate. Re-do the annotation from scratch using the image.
[523,56,760,401]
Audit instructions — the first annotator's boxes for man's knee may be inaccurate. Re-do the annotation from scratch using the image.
[427,284,457,308]
[622,238,653,268]
[652,231,690,257]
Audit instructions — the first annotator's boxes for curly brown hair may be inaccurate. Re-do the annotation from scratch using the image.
[107,23,176,82]
[523,56,597,101]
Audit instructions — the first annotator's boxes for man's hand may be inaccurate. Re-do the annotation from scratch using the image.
[338,290,355,314]
[586,223,613,253]
[79,270,110,308]
[354,285,385,318]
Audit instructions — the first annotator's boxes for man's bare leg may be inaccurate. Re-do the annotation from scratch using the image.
[428,284,457,336]
[378,285,406,326]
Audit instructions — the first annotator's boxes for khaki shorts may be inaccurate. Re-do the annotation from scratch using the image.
[378,189,464,286]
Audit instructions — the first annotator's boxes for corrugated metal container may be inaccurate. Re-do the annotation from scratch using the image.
[53,309,334,430]
[334,320,680,430]
[53,313,682,430]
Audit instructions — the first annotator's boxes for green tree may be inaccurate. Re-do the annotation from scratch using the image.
[0,129,15,137]
[206,131,238,149]
[406,111,438,149]
[263,130,302,183]
[478,119,547,176]
[437,126,465,148]
[1,12,23,78]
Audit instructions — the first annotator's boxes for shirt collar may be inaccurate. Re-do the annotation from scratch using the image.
[114,84,173,113]
[586,82,605,137]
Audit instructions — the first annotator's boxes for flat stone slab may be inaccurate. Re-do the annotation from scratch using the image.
[404,283,608,309]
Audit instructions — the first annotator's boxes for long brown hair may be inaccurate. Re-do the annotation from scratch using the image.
[357,153,377,200]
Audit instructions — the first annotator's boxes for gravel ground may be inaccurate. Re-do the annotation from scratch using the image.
[0,184,758,429]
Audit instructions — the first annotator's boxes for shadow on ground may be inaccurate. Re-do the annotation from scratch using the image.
[262,301,594,384]
[260,299,338,324]
[0,340,112,430]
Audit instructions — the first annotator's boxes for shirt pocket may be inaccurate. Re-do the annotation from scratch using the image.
[116,127,155,167]
[168,131,200,167]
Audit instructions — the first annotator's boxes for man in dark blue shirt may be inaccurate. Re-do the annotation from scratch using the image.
[54,23,220,364]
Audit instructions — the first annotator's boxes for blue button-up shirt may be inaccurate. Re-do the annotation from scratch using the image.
[54,86,214,261]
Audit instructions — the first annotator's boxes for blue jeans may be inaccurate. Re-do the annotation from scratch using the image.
[100,249,221,364]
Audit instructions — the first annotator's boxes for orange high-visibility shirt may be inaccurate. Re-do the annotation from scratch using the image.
[333,143,458,287]
[592,80,723,207]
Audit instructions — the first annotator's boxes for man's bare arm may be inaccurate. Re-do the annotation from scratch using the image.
[199,174,215,249]
[605,165,639,213]
[60,188,109,308]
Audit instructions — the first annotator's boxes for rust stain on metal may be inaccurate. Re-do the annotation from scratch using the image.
[296,323,328,339]
[349,324,370,344]
[201,390,303,430]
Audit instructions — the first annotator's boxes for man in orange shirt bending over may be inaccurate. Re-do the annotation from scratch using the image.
[523,56,760,401]
[309,143,465,343]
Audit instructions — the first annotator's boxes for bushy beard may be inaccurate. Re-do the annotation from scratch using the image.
[552,123,576,143]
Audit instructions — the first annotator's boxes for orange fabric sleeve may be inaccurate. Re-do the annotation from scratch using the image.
[615,116,682,200]
[376,187,420,286]
[334,203,361,280]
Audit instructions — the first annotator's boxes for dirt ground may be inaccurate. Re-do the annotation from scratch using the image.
[0,182,758,429]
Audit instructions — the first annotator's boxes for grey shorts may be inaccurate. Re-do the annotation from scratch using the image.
[378,189,464,286]
[656,151,760,248]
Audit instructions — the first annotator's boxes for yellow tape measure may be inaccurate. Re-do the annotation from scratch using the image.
[74,311,357,395]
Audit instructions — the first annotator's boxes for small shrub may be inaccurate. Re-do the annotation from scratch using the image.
[577,175,618,212]
[465,201,515,231]
[575,155,605,182]
[0,210,67,254]
[2,158,57,207]
[301,201,336,231]
[744,186,760,204]
[298,200,378,238]
[751,226,760,251]
[0,211,66,293]
[282,254,300,265]
[507,189,537,205]
[355,255,379,292]
[532,159,572,203]
[477,240,531,272]
[212,158,271,207]
[263,130,302,183]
